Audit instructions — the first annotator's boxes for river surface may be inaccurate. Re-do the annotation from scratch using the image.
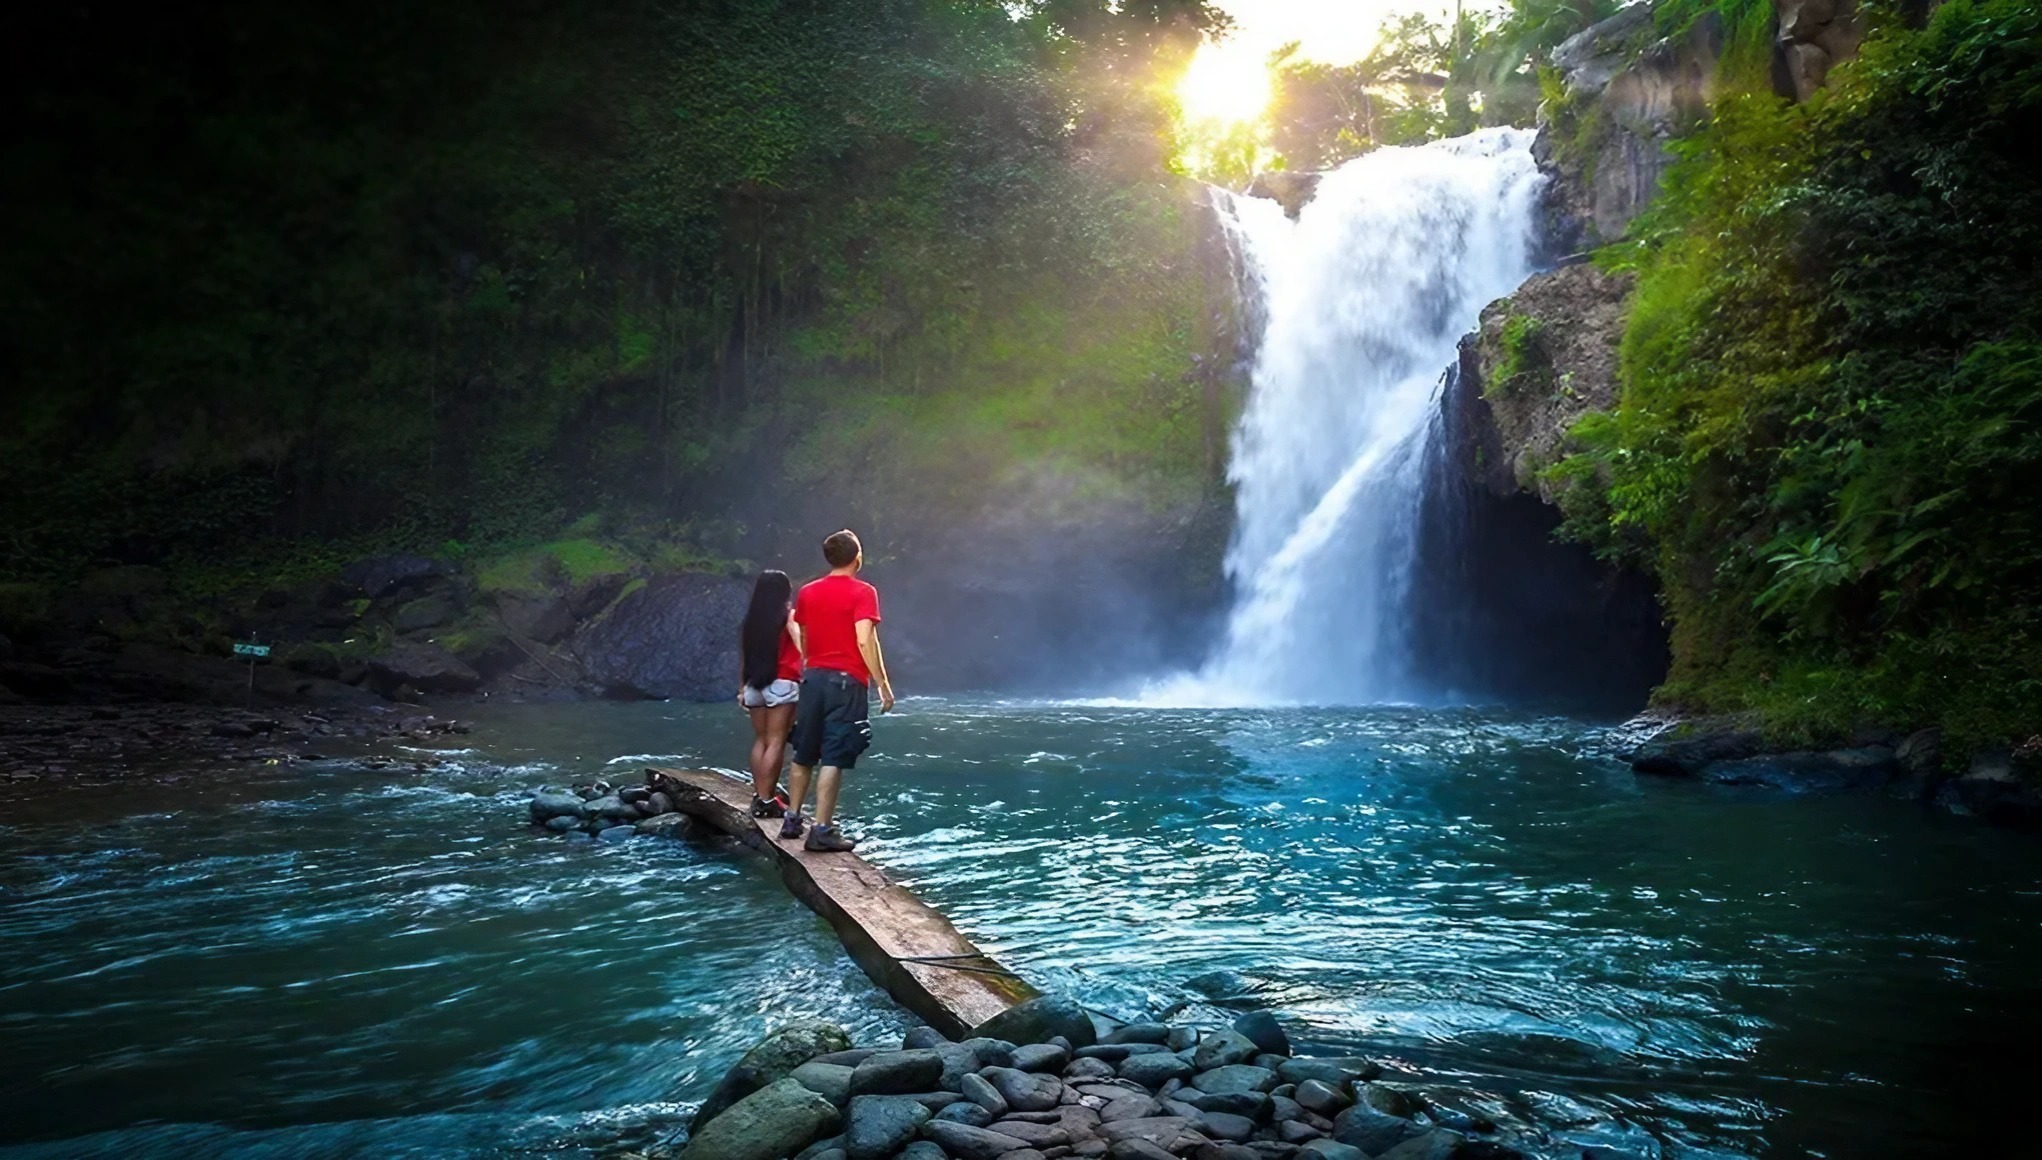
[3,699,2039,1158]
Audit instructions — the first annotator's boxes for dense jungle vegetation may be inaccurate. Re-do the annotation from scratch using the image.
[1547,0,2042,746]
[0,0,1239,592]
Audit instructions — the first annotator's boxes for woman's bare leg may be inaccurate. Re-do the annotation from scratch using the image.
[759,703,795,799]
[746,707,777,799]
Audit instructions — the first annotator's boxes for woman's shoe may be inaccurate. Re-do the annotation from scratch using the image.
[751,795,786,818]
[779,813,806,840]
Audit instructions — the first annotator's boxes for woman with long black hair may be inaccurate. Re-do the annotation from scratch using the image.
[737,569,802,818]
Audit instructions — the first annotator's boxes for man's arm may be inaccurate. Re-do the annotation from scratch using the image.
[854,619,894,713]
[788,615,806,662]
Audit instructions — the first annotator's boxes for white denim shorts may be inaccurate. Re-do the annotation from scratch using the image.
[740,679,800,709]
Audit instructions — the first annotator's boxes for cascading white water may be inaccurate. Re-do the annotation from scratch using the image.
[1155,128,1544,706]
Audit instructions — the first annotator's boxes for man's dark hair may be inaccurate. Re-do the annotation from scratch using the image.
[822,529,862,569]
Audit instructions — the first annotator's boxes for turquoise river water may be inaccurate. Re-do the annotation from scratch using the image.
[3,699,2039,1158]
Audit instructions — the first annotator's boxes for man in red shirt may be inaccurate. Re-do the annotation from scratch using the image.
[781,528,896,852]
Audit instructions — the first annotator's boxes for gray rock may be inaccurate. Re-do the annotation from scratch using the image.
[1167,1027,1198,1052]
[1096,1117,1194,1152]
[635,813,692,837]
[938,1102,997,1128]
[1183,1091,1268,1121]
[1056,1104,1104,1139]
[1074,1143,1112,1159]
[1374,1130,1466,1160]
[597,824,637,843]
[563,830,593,844]
[584,794,639,822]
[1193,1145,1261,1160]
[983,1066,1062,1112]
[963,1073,1010,1116]
[996,1150,1046,1160]
[1231,1014,1290,1058]
[1065,1057,1117,1081]
[681,1078,841,1160]
[1078,1044,1169,1061]
[1625,720,1763,776]
[646,791,675,814]
[1013,1044,1070,1074]
[543,814,579,832]
[1274,1060,1380,1089]
[1107,1142,1177,1160]
[1097,1095,1166,1123]
[973,996,1098,1050]
[1700,746,1899,793]
[574,572,749,700]
[1103,1023,1173,1046]
[1269,1097,1304,1123]
[1191,1067,1277,1096]
[1353,1084,1414,1119]
[1331,1106,1427,1156]
[1194,1112,1256,1143]
[922,1121,1032,1160]
[1193,1032,1261,1072]
[1298,1141,1366,1160]
[850,1050,946,1097]
[847,1095,934,1160]
[367,641,480,695]
[793,1137,843,1160]
[1118,1054,1193,1089]
[813,1049,878,1067]
[988,1121,1070,1148]
[692,1021,854,1130]
[901,1143,949,1160]
[1291,1081,1348,1116]
[1251,1055,1287,1074]
[1276,1123,1321,1145]
[904,1091,967,1114]
[905,1026,954,1050]
[794,1061,856,1106]
[528,791,585,821]
[619,785,652,804]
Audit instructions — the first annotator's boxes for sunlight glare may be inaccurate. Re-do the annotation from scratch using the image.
[1176,36,1275,129]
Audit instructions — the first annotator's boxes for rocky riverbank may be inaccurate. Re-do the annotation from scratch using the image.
[658,996,1662,1160]
[0,702,471,787]
[526,774,698,843]
[1613,713,2042,830]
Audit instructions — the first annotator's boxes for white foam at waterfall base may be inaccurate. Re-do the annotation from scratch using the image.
[1147,128,1544,708]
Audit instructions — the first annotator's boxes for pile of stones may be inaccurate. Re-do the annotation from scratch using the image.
[527,771,694,843]
[671,996,1524,1160]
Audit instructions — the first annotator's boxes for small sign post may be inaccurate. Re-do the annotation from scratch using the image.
[234,641,270,705]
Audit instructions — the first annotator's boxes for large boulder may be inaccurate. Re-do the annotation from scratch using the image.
[971,995,1097,1050]
[341,554,453,600]
[366,642,480,695]
[846,1095,933,1160]
[682,1078,841,1160]
[692,1021,854,1131]
[573,572,748,701]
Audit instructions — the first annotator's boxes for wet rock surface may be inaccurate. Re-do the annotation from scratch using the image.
[666,1004,1698,1160]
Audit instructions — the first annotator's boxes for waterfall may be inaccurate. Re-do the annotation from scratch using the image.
[1156,128,1544,706]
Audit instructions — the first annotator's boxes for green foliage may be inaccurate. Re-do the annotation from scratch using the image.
[1548,0,2042,747]
[1489,314,1548,398]
[1,0,1229,589]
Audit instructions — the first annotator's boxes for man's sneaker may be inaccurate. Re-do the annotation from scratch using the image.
[803,824,858,853]
[779,813,806,841]
[750,795,786,819]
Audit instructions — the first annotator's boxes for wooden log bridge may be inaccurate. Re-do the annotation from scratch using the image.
[649,767,1040,1038]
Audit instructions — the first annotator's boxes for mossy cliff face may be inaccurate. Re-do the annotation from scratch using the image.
[1467,0,2042,776]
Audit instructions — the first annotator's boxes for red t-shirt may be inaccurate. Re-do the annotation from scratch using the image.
[793,573,881,685]
[775,626,803,683]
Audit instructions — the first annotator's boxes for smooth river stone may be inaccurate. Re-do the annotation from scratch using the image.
[904,1026,953,1050]
[901,1143,948,1160]
[1277,1122,1323,1145]
[1096,1117,1195,1152]
[988,1120,1071,1148]
[1330,1106,1428,1156]
[971,995,1098,1050]
[1077,1043,1170,1062]
[1192,1111,1256,1143]
[1298,1142,1366,1160]
[1064,1057,1117,1081]
[1102,1023,1173,1046]
[1012,1043,1070,1073]
[681,1078,841,1160]
[1274,1059,1381,1089]
[1372,1130,1466,1160]
[1118,1054,1193,1089]
[984,1066,1062,1112]
[1291,1080,1348,1116]
[793,1061,855,1106]
[1192,1031,1261,1072]
[849,1050,945,1097]
[1191,1066,1277,1095]
[922,1120,1032,1160]
[1231,1013,1291,1058]
[962,1072,1009,1116]
[846,1096,932,1160]
[1097,1095,1165,1123]
[1183,1091,1269,1121]
[1106,1141,1176,1160]
[693,1021,853,1131]
[1354,1083,1415,1119]
[937,1102,995,1128]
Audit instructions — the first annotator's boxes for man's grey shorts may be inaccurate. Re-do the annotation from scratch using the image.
[790,669,872,769]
